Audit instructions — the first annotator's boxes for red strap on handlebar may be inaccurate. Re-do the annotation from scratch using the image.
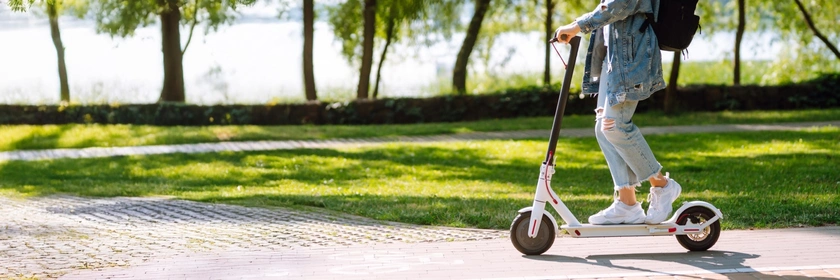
[551,42,568,69]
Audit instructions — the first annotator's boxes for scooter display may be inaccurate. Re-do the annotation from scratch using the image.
[509,35,722,255]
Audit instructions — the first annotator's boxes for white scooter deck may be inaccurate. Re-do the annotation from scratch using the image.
[539,201,723,238]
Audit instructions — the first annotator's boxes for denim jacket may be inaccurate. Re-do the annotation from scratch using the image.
[576,0,666,107]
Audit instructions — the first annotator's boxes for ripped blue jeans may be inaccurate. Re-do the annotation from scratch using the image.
[594,62,662,191]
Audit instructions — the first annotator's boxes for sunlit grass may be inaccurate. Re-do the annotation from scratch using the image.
[1,108,838,152]
[1,128,837,230]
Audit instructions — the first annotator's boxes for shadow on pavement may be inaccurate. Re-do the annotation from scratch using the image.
[526,250,836,279]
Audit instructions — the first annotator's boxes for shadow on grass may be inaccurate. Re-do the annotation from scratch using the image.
[0,130,837,229]
[4,124,103,151]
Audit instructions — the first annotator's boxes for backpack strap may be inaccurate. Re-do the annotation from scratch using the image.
[639,13,655,33]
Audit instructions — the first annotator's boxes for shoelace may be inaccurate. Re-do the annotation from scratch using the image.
[647,191,660,210]
[648,172,672,210]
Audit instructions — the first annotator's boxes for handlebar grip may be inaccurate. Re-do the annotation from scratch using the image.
[549,34,569,43]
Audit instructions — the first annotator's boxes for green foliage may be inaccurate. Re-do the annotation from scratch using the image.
[326,0,363,63]
[6,0,88,15]
[786,73,840,108]
[89,0,256,38]
[405,0,462,44]
[686,0,840,87]
[696,0,775,35]
[327,0,462,64]
[7,0,35,11]
[768,0,838,40]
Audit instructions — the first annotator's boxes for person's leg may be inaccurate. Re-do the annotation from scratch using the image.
[598,92,681,224]
[649,173,668,187]
[595,102,640,206]
[589,63,645,225]
[600,98,660,181]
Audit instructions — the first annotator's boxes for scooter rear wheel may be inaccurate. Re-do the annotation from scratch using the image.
[510,211,555,255]
[675,206,721,251]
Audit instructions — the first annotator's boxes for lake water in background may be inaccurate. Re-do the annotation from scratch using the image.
[0,4,781,105]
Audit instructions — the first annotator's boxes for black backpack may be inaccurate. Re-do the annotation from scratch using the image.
[640,0,701,52]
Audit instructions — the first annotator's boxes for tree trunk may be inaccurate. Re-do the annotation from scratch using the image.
[453,0,491,95]
[664,51,681,115]
[181,0,199,55]
[158,0,186,103]
[793,0,840,61]
[47,2,70,103]
[356,0,376,100]
[373,18,395,99]
[544,0,555,86]
[733,0,745,85]
[303,0,317,101]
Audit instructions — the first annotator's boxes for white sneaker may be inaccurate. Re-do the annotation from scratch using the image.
[588,200,646,225]
[645,174,682,224]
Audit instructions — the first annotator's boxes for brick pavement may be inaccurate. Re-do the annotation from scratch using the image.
[0,196,502,279]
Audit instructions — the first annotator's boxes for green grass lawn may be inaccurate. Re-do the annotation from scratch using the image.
[1,127,837,230]
[1,108,839,152]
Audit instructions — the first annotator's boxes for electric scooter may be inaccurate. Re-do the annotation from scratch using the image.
[509,35,723,255]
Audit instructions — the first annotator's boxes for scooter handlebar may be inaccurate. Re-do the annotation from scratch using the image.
[549,34,571,44]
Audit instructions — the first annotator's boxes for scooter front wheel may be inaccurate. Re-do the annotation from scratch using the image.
[675,206,721,251]
[510,211,555,255]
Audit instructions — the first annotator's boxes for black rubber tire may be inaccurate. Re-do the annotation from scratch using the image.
[675,206,721,251]
[510,211,556,255]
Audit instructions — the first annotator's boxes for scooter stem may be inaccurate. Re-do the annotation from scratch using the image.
[528,36,582,238]
[543,36,581,165]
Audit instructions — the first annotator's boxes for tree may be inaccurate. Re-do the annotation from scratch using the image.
[159,0,185,102]
[733,0,745,85]
[303,0,317,101]
[7,0,86,103]
[371,3,395,99]
[327,0,363,98]
[46,1,70,102]
[663,51,680,114]
[328,0,460,99]
[371,0,456,99]
[542,0,555,86]
[791,0,840,61]
[89,0,255,103]
[452,0,491,95]
[355,0,376,99]
[328,0,376,99]
[753,0,840,82]
[468,0,590,90]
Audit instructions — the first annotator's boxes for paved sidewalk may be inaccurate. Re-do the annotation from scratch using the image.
[1,121,837,161]
[59,226,840,280]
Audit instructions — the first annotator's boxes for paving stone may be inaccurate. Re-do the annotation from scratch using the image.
[0,195,505,279]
